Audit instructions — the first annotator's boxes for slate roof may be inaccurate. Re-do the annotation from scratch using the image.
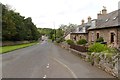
[89,9,120,30]
[71,22,91,34]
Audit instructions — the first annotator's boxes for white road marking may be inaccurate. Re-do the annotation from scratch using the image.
[46,65,49,68]
[43,75,47,78]
[53,58,77,78]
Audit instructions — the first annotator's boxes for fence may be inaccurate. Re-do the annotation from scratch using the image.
[70,44,88,52]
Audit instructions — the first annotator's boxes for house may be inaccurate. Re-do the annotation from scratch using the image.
[64,33,71,40]
[88,7,120,48]
[64,24,77,40]
[70,17,92,42]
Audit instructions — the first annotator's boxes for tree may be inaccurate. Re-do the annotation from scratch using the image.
[56,29,64,39]
[2,3,40,41]
[59,23,78,36]
[2,6,17,40]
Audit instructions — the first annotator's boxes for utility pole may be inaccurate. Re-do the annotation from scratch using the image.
[53,22,56,41]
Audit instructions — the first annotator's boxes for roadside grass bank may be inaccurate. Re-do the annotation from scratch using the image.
[0,42,38,54]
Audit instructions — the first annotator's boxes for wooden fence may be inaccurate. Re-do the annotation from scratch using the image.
[70,44,88,52]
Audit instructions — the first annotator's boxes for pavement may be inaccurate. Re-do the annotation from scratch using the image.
[1,40,114,78]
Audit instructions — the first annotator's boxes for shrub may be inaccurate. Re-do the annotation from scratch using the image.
[88,43,108,52]
[56,37,65,43]
[77,39,87,45]
[51,38,54,42]
[96,37,104,42]
[66,39,74,45]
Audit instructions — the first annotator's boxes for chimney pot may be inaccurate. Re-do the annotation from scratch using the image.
[81,19,84,25]
[88,16,91,23]
[102,6,107,15]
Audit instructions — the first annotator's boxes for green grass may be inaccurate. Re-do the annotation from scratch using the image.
[0,42,38,54]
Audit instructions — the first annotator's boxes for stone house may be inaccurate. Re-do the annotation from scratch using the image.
[88,8,120,49]
[64,33,71,40]
[70,17,92,42]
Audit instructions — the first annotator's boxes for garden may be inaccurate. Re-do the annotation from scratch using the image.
[59,37,120,77]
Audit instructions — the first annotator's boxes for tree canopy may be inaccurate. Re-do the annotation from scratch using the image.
[37,23,77,42]
[1,3,40,41]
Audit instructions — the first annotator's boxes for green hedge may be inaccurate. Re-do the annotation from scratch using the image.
[88,43,108,52]
[66,39,74,45]
[77,39,87,45]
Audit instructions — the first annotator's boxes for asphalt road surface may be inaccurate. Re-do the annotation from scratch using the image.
[2,41,114,78]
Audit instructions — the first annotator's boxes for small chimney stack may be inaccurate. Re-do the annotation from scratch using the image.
[102,6,107,15]
[81,19,84,25]
[97,11,102,19]
[88,16,91,23]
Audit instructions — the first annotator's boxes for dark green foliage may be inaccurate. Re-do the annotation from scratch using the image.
[96,37,104,42]
[38,28,64,42]
[1,3,40,41]
[66,39,74,45]
[56,29,64,39]
[38,28,53,36]
[38,28,54,39]
[56,37,65,43]
[76,39,87,45]
[88,43,108,52]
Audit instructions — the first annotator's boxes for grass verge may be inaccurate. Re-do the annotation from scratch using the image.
[0,42,38,54]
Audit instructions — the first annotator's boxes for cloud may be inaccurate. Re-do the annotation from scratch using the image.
[1,0,119,29]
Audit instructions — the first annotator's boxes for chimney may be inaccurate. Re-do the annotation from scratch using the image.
[102,6,107,15]
[88,16,91,23]
[81,19,84,25]
[97,11,102,19]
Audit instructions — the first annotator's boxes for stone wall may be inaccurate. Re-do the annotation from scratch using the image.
[118,27,120,48]
[59,42,120,78]
[2,41,31,46]
[88,27,118,48]
[86,52,119,77]
[60,42,70,50]
[70,33,88,42]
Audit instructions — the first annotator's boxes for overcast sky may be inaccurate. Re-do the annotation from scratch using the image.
[1,0,120,29]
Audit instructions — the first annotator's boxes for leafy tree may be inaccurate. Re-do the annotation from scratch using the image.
[2,3,40,41]
[56,29,64,39]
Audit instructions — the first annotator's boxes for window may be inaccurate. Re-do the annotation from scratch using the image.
[111,33,115,43]
[79,28,81,31]
[74,36,76,41]
[80,36,81,39]
[97,33,99,39]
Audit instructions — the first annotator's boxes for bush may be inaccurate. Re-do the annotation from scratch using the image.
[66,39,74,45]
[51,37,55,42]
[77,39,87,45]
[56,37,65,43]
[88,43,108,52]
[96,37,104,42]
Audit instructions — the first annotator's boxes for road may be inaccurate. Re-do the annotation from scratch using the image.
[2,41,114,78]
